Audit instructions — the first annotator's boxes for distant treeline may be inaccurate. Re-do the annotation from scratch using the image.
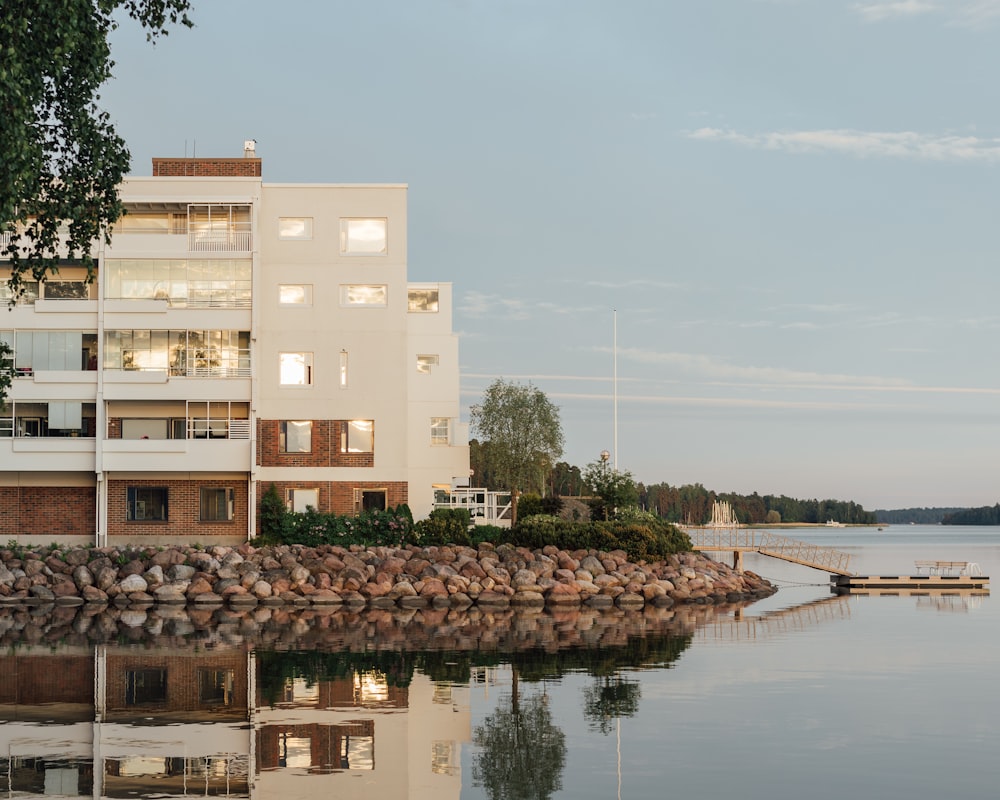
[941,504,1000,525]
[638,483,876,526]
[874,508,962,525]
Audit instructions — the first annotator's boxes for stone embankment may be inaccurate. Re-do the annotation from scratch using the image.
[0,542,776,610]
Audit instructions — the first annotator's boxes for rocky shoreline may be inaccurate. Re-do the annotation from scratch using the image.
[0,542,777,610]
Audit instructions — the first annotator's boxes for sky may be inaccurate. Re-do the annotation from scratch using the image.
[99,0,1000,510]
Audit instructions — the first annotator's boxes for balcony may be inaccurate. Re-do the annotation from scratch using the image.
[102,437,252,472]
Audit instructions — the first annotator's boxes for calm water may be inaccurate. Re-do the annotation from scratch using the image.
[1,525,997,800]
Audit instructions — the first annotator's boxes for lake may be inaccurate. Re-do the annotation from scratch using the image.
[0,525,996,799]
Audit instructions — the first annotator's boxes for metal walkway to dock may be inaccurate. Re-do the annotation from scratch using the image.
[684,528,853,576]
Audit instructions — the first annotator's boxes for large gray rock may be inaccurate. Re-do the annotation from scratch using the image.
[118,574,148,593]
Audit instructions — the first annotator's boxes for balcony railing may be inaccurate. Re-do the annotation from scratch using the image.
[187,417,251,440]
[188,229,252,252]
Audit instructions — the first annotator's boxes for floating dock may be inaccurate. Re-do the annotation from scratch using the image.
[831,574,990,595]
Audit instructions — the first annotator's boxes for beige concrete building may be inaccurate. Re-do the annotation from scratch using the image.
[0,145,470,544]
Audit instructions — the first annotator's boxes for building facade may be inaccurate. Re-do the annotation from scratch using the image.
[0,147,470,545]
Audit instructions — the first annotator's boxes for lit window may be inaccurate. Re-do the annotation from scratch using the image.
[407,288,439,312]
[200,488,234,521]
[279,284,312,305]
[280,420,312,453]
[416,354,439,374]
[340,350,349,389]
[278,217,313,240]
[340,284,387,307]
[287,488,319,513]
[343,420,374,453]
[280,352,313,385]
[340,218,387,254]
[431,417,450,445]
[127,487,168,521]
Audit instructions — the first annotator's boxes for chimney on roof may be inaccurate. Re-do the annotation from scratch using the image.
[244,139,257,158]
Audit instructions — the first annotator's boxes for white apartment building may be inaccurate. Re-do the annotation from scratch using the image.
[0,147,470,545]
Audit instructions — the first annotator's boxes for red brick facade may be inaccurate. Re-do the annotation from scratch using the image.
[152,157,262,177]
[257,419,375,468]
[106,478,248,539]
[257,481,408,516]
[0,654,94,708]
[0,486,96,538]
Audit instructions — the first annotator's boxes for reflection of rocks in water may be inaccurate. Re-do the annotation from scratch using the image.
[0,600,761,655]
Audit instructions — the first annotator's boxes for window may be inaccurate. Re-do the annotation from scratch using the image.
[279,284,312,305]
[278,217,313,240]
[354,489,387,513]
[416,354,439,374]
[125,669,167,705]
[280,420,312,453]
[340,284,387,307]
[198,669,234,706]
[280,352,313,385]
[343,420,374,453]
[287,488,319,513]
[200,487,234,521]
[127,487,168,521]
[431,417,450,445]
[340,218,387,254]
[104,258,251,307]
[340,351,349,389]
[122,419,169,439]
[407,287,439,312]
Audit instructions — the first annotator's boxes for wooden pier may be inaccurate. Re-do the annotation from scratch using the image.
[831,573,990,595]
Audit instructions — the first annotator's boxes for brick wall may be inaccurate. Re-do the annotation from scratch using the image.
[0,486,96,538]
[257,419,375,468]
[105,652,248,718]
[0,654,94,706]
[256,481,408,518]
[152,157,262,177]
[106,478,248,539]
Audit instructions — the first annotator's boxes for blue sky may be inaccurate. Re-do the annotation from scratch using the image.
[102,0,1000,510]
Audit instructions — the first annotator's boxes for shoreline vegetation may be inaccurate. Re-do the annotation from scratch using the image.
[0,542,777,611]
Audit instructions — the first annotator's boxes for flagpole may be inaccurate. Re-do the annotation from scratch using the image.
[613,308,618,471]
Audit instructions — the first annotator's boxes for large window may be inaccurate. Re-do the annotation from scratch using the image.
[431,417,450,445]
[343,420,374,453]
[340,284,387,307]
[104,259,251,307]
[340,218,387,255]
[8,331,98,373]
[407,287,439,312]
[287,488,319,513]
[200,488,234,522]
[279,352,313,386]
[127,487,168,521]
[280,420,312,453]
[125,669,167,705]
[188,204,252,251]
[104,329,250,376]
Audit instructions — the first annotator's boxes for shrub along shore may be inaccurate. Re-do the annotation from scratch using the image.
[0,541,776,610]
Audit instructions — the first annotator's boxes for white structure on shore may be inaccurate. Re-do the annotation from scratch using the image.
[706,500,740,528]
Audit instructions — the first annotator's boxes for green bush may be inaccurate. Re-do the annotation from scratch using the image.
[509,516,690,560]
[414,508,472,546]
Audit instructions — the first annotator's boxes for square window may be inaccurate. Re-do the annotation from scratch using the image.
[127,487,168,521]
[200,487,234,521]
[416,354,439,374]
[343,419,374,453]
[278,217,313,240]
[354,489,387,513]
[280,352,313,385]
[340,218,387,254]
[431,417,450,445]
[198,669,234,706]
[279,284,313,305]
[280,420,312,453]
[407,288,439,312]
[125,669,167,705]
[287,488,319,513]
[340,284,387,307]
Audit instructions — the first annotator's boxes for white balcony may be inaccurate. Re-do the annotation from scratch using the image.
[102,438,252,472]
[2,437,96,471]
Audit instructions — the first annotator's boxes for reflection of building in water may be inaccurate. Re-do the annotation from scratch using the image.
[254,664,470,800]
[0,646,470,800]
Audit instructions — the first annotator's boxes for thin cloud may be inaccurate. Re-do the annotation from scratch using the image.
[854,0,1000,25]
[688,127,1000,162]
[854,1,937,22]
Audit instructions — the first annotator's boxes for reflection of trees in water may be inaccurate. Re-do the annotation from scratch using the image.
[472,667,567,800]
[583,673,641,735]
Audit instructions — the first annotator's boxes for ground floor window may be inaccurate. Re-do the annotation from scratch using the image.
[127,487,168,521]
[125,669,167,705]
[287,488,319,513]
[200,487,234,521]
[198,669,234,706]
[354,488,386,513]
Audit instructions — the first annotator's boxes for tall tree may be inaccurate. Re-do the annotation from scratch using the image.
[1,0,193,300]
[469,379,564,523]
[583,455,638,521]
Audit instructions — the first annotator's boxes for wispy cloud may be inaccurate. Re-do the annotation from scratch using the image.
[688,127,1000,162]
[854,0,1000,26]
[460,290,602,321]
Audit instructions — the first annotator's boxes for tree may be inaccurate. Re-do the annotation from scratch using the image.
[1,0,193,301]
[583,456,638,521]
[469,379,564,524]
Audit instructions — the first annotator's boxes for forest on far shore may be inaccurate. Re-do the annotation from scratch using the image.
[873,506,1000,525]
